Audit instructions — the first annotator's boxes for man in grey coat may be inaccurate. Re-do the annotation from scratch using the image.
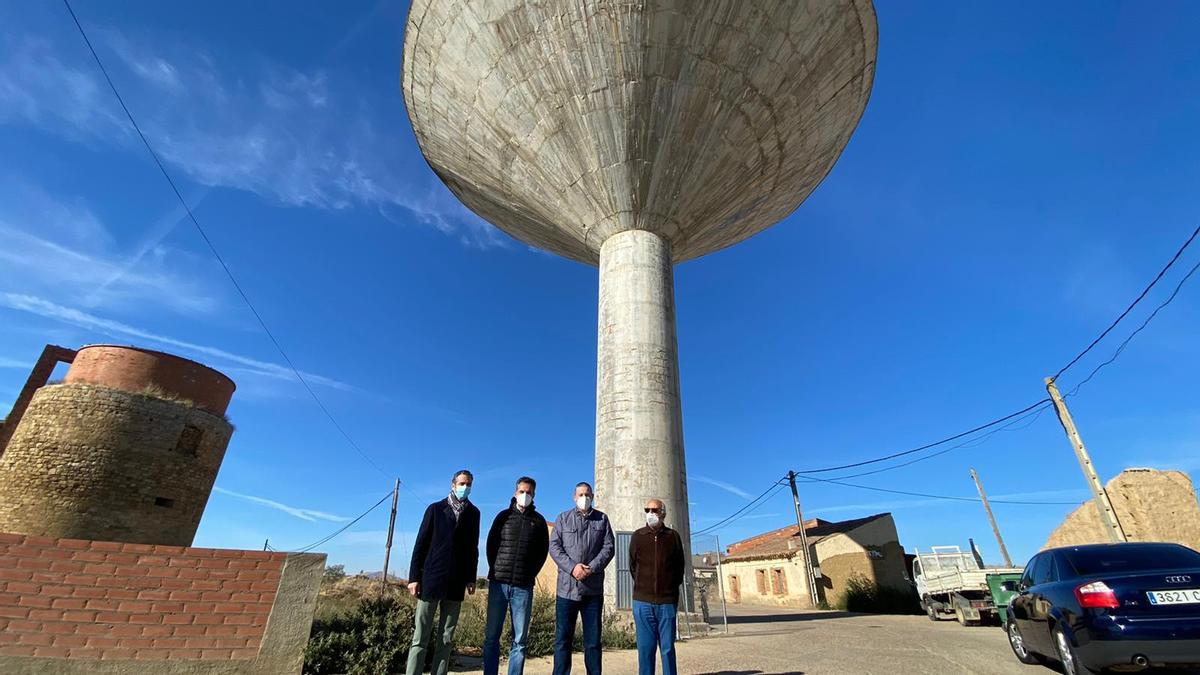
[548,482,615,675]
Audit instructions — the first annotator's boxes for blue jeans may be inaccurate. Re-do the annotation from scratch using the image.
[483,582,534,675]
[553,594,603,675]
[632,600,677,675]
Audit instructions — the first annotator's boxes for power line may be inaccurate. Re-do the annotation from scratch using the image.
[795,474,1080,506]
[794,398,1049,475]
[1052,224,1200,381]
[292,491,393,554]
[61,0,389,478]
[693,482,786,537]
[1067,257,1200,397]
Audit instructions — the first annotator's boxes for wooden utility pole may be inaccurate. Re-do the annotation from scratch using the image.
[786,471,820,606]
[1045,378,1127,543]
[381,479,401,595]
[969,468,1013,567]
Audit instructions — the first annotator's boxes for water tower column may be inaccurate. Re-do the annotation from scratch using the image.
[595,229,692,605]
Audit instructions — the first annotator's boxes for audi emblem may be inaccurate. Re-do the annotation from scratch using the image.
[1165,575,1193,584]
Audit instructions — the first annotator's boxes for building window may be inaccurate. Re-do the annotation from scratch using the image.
[772,568,787,595]
[755,569,767,595]
[175,425,203,456]
[154,497,175,508]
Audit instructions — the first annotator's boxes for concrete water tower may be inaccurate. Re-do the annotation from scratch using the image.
[402,0,877,601]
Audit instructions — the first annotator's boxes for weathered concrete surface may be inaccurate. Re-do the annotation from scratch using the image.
[595,230,689,578]
[1045,468,1200,551]
[463,605,1031,674]
[403,0,877,265]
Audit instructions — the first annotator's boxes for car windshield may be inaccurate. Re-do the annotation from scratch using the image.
[1064,545,1200,576]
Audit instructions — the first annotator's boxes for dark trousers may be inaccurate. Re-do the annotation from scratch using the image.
[553,594,603,675]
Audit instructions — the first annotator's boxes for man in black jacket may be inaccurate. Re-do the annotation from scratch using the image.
[482,476,549,675]
[406,470,480,675]
[629,497,685,675]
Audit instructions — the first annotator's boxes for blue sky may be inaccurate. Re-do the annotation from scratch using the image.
[1,1,1198,577]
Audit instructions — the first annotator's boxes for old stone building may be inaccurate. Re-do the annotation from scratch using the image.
[721,513,909,608]
[1045,468,1200,551]
[0,344,236,546]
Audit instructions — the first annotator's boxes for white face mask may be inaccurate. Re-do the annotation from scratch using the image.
[645,512,661,527]
[516,493,533,508]
[576,495,592,511]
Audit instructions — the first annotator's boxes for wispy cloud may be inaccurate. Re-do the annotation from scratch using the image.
[0,357,29,369]
[691,475,755,501]
[0,293,354,392]
[0,27,506,249]
[807,488,1086,518]
[212,486,350,523]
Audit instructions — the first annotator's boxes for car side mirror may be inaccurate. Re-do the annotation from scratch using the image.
[1000,581,1018,593]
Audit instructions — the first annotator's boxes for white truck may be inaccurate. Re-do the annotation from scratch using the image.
[913,545,1023,626]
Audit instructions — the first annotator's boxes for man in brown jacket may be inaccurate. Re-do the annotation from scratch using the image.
[628,497,684,675]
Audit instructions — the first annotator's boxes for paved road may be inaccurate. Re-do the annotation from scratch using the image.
[461,605,1036,674]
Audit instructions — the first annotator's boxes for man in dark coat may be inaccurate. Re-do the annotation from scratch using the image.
[482,476,549,675]
[406,469,480,675]
[629,497,685,675]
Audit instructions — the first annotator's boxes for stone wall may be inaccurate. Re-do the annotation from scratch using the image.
[0,533,323,675]
[0,384,232,546]
[1044,468,1200,551]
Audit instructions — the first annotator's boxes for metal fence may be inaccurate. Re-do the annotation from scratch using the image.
[690,532,729,634]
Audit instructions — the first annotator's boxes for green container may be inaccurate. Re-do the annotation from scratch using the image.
[986,573,1024,626]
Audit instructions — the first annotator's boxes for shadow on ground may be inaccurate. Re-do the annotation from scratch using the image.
[726,611,857,624]
[696,671,804,675]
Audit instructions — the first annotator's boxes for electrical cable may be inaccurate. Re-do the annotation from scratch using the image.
[795,474,1080,506]
[1066,257,1200,397]
[1052,224,1200,381]
[692,482,786,537]
[292,491,393,554]
[61,0,389,478]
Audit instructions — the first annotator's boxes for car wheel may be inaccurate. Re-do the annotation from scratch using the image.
[1006,619,1041,665]
[1052,625,1090,675]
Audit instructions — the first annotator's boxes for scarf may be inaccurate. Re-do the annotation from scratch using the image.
[447,491,466,521]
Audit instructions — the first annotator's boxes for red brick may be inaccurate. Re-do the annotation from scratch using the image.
[249,581,280,592]
[137,589,171,601]
[158,578,191,590]
[52,597,89,610]
[233,569,270,581]
[117,600,153,613]
[212,637,249,649]
[222,614,256,626]
[235,625,266,638]
[8,618,40,631]
[84,636,121,648]
[55,538,91,550]
[72,587,109,599]
[128,613,163,624]
[72,550,108,563]
[75,623,117,637]
[37,548,75,560]
[1,646,37,656]
[81,563,117,575]
[32,645,72,658]
[16,558,52,571]
[95,611,132,623]
[192,614,224,625]
[82,598,122,611]
[61,610,97,622]
[173,625,208,637]
[185,547,220,557]
[0,533,25,544]
[19,631,54,646]
[6,581,40,594]
[212,602,246,614]
[191,580,221,591]
[50,634,89,648]
[41,621,77,634]
[229,592,259,603]
[146,567,180,579]
[18,594,52,608]
[114,565,151,577]
[100,647,137,659]
[133,648,172,659]
[64,574,98,586]
[0,592,16,606]
[228,560,259,570]
[203,625,239,637]
[169,590,203,602]
[106,589,138,600]
[152,545,187,556]
[115,637,156,649]
[6,545,44,558]
[49,560,87,574]
[89,541,124,552]
[167,557,200,568]
[107,624,144,638]
[221,581,253,592]
[201,648,234,659]
[163,613,195,625]
[150,601,185,613]
[168,648,203,659]
[140,624,174,637]
[122,543,156,554]
[208,570,239,581]
[201,591,233,602]
[178,568,211,580]
[197,558,230,570]
[103,552,138,565]
[28,608,63,621]
[0,568,31,582]
[21,535,55,547]
[41,584,72,597]
[136,555,170,566]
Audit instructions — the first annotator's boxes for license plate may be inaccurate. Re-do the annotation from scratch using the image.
[1147,589,1200,605]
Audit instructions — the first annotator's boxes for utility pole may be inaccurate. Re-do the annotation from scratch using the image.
[263,539,269,552]
[381,478,401,595]
[1045,378,1127,543]
[714,535,730,634]
[969,468,1013,567]
[786,471,820,607]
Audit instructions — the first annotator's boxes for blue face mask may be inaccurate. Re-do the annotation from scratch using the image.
[454,485,471,500]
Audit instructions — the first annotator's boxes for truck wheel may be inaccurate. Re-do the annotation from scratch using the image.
[925,601,939,621]
[1006,620,1041,665]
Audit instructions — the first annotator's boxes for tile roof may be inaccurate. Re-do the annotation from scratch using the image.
[722,513,891,562]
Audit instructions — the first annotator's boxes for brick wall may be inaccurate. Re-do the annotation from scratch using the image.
[0,533,283,661]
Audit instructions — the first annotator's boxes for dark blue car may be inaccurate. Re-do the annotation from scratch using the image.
[1004,542,1200,673]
